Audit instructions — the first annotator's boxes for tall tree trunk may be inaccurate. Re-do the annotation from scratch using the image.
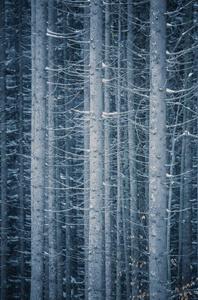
[127,1,139,297]
[83,3,90,299]
[182,134,192,285]
[88,0,103,299]
[15,0,25,297]
[47,0,57,299]
[167,104,180,295]
[63,11,73,300]
[178,123,185,286]
[0,1,7,299]
[116,4,122,300]
[30,0,46,299]
[123,136,131,299]
[65,90,72,300]
[56,200,63,300]
[181,2,193,286]
[104,1,112,299]
[149,0,167,299]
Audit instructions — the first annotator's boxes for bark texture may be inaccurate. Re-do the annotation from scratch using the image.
[127,1,139,297]
[0,1,7,298]
[149,0,167,299]
[88,0,103,299]
[84,3,90,299]
[47,0,57,299]
[104,1,112,299]
[30,0,46,299]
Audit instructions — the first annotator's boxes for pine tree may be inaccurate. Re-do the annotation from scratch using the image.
[149,0,167,299]
[88,0,104,299]
[30,0,47,298]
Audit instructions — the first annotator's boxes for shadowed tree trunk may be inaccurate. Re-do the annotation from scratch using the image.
[0,1,7,299]
[15,0,25,297]
[30,0,47,299]
[47,0,57,298]
[181,2,193,286]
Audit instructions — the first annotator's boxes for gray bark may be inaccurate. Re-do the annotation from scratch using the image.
[63,11,72,300]
[83,3,90,299]
[167,104,180,294]
[181,2,193,286]
[104,1,112,299]
[127,1,139,297]
[178,128,185,286]
[56,203,63,300]
[0,0,7,298]
[149,0,167,299]
[65,98,72,300]
[47,0,57,299]
[116,5,122,299]
[15,1,25,297]
[182,135,192,285]
[121,173,130,299]
[88,1,103,299]
[30,0,47,299]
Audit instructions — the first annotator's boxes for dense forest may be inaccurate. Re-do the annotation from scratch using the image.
[0,0,198,299]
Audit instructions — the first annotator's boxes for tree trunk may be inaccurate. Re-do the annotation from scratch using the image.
[0,0,7,298]
[47,0,57,299]
[65,95,72,300]
[167,104,180,295]
[104,1,112,299]
[116,4,122,300]
[181,2,193,286]
[15,1,25,297]
[30,0,46,298]
[149,0,167,299]
[83,3,90,299]
[63,11,72,300]
[88,1,103,299]
[178,124,185,287]
[127,1,139,297]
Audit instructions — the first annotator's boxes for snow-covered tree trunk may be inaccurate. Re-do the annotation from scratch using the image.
[65,90,72,300]
[15,1,25,297]
[181,2,193,286]
[178,128,185,286]
[116,5,122,299]
[182,133,192,285]
[121,177,130,299]
[63,11,72,300]
[104,1,112,299]
[127,1,139,297]
[0,1,7,298]
[149,0,167,299]
[83,3,90,299]
[30,0,46,298]
[167,105,180,293]
[56,205,63,300]
[47,0,57,299]
[88,0,103,299]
